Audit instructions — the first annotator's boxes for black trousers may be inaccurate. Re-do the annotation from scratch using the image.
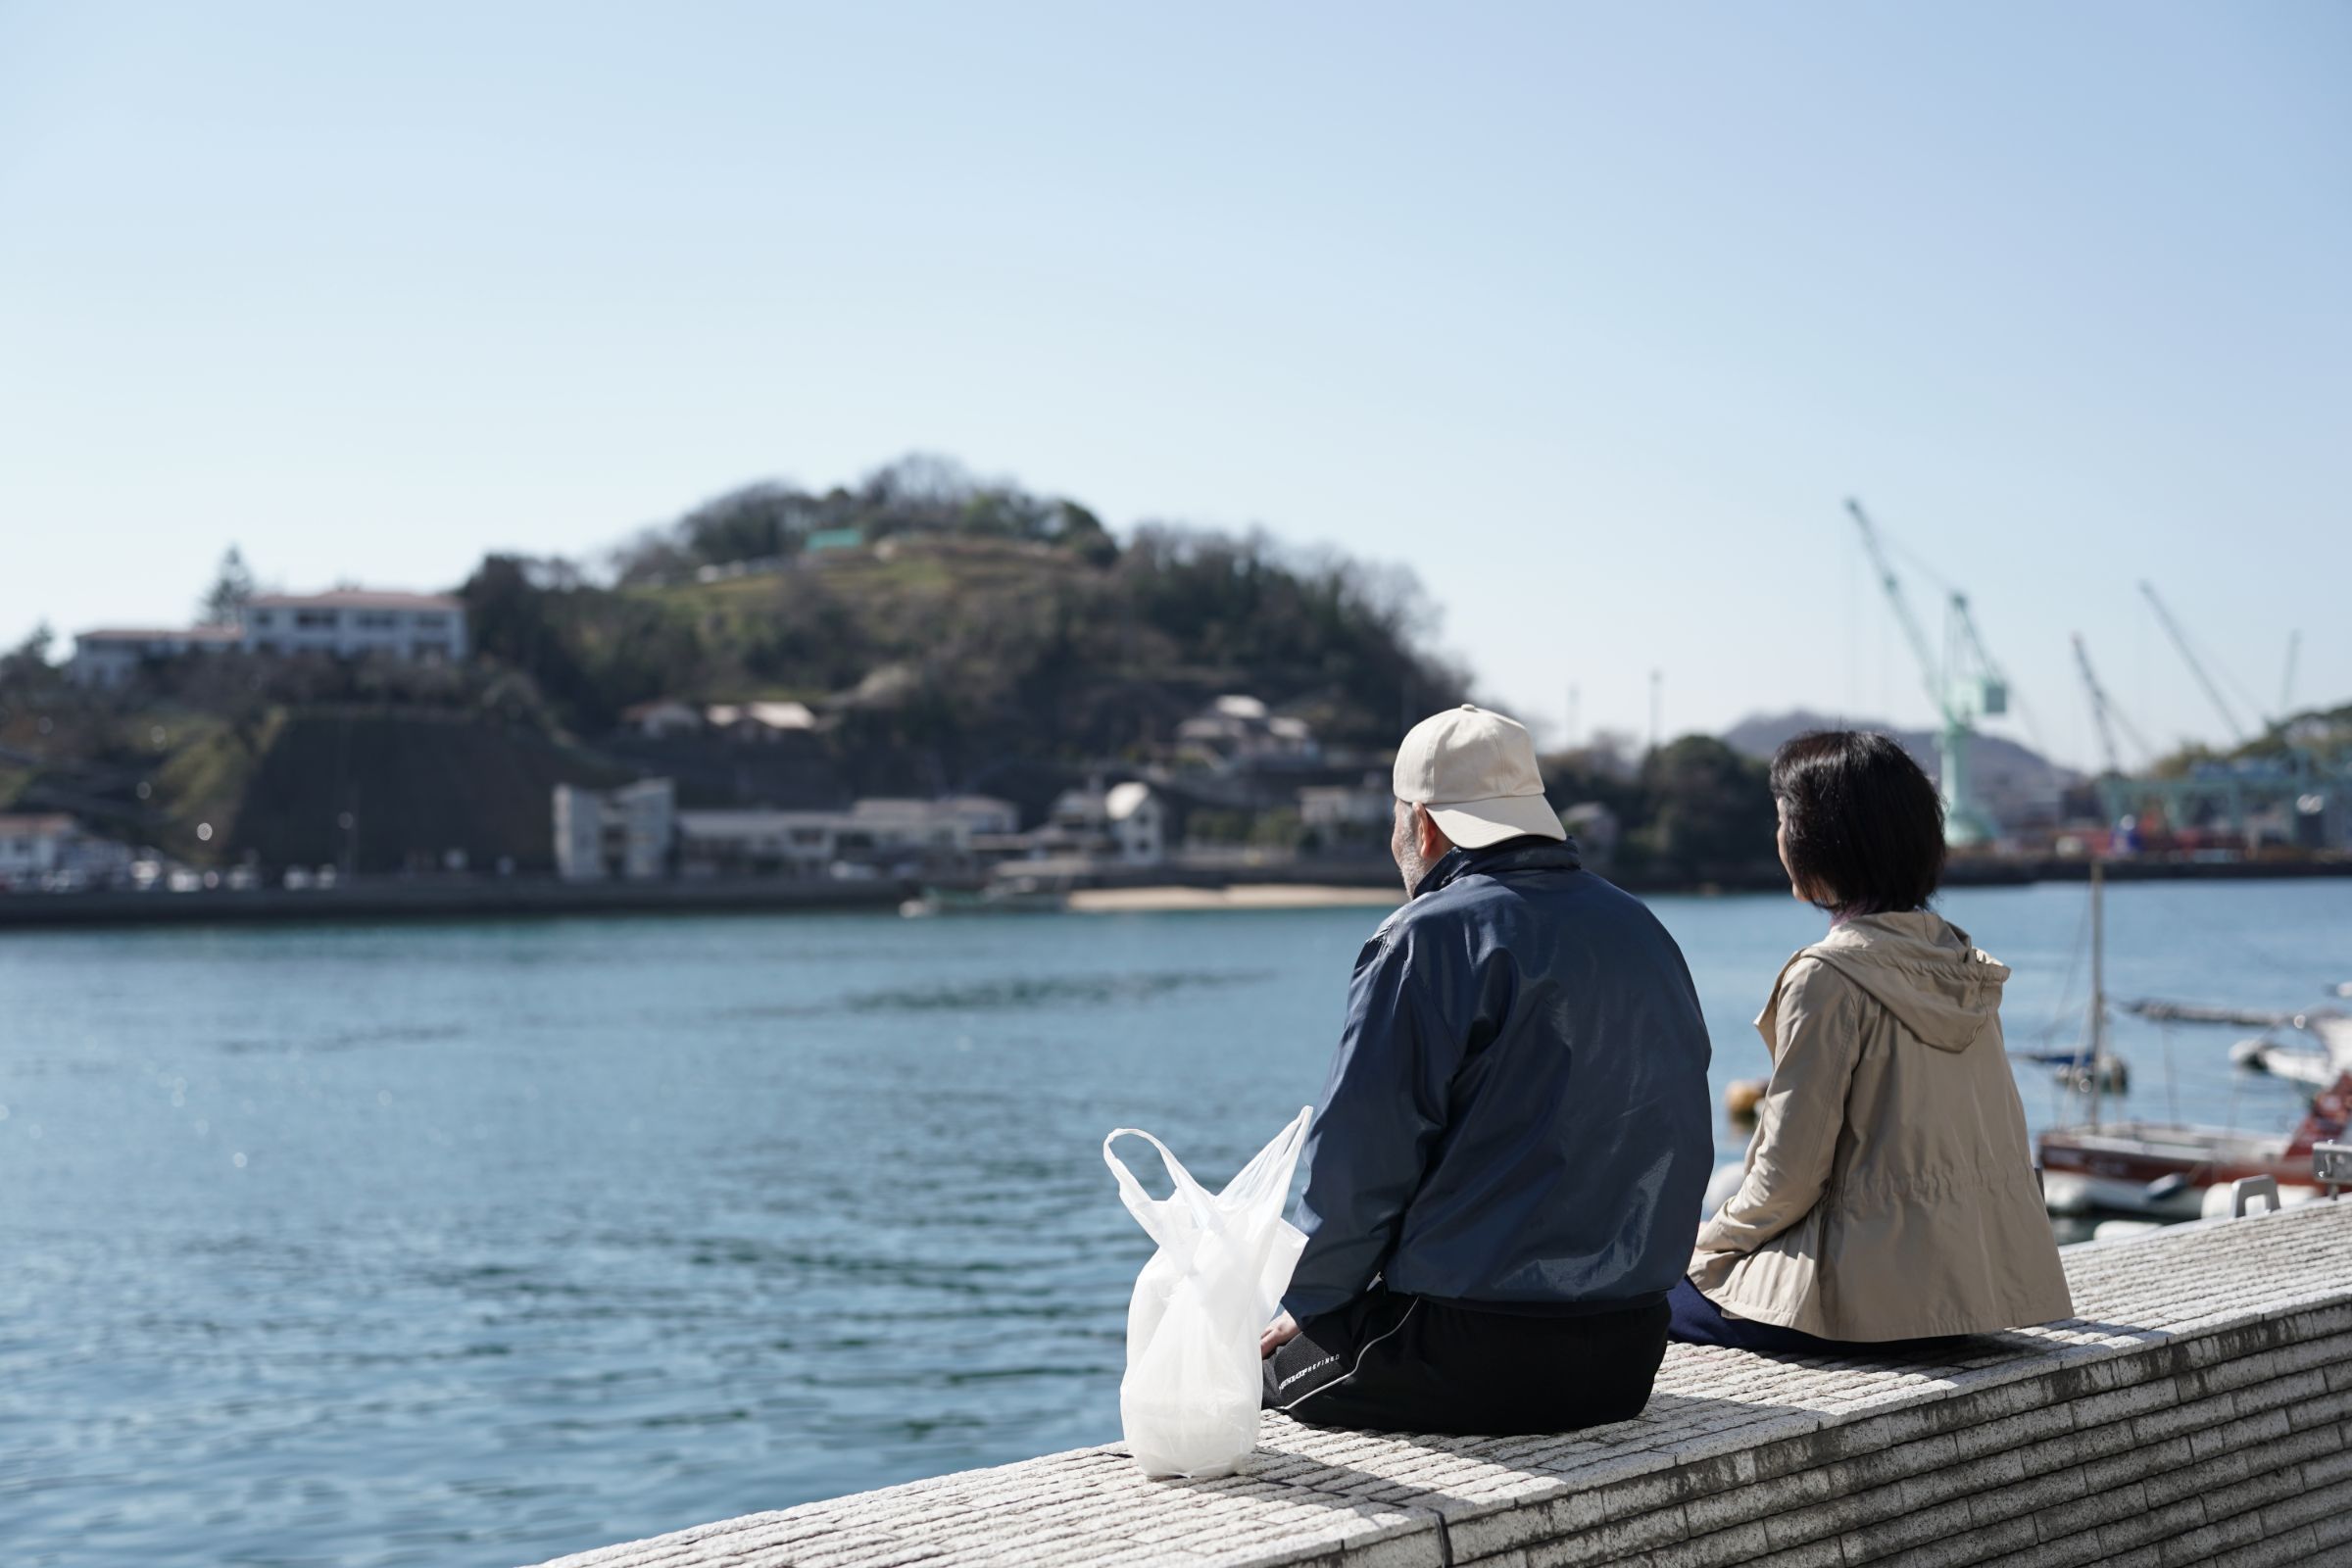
[1261,1287,1671,1436]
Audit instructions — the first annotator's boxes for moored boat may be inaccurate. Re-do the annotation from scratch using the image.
[2034,860,2352,1219]
[2037,1078,2351,1218]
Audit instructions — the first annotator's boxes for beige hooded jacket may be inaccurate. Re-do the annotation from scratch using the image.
[1688,910,2074,1341]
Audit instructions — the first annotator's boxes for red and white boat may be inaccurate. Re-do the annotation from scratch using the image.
[2037,1074,2352,1220]
[2033,861,2351,1220]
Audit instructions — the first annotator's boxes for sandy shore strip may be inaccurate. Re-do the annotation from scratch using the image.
[1065,883,1401,913]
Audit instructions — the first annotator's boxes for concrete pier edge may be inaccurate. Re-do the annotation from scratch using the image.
[526,1201,2352,1568]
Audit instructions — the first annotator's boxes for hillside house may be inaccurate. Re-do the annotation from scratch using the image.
[1175,695,1318,767]
[242,591,467,662]
[68,626,244,687]
[705,701,817,741]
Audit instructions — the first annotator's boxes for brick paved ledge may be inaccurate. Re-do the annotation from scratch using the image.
[525,1201,2352,1568]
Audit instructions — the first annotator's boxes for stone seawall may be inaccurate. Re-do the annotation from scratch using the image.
[527,1201,2352,1568]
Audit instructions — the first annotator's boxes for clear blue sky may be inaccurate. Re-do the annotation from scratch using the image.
[3,2,2345,768]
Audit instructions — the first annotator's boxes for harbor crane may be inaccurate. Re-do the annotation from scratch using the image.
[1846,499,2009,846]
[2139,581,2249,745]
[2281,630,2301,718]
[2071,633,2155,776]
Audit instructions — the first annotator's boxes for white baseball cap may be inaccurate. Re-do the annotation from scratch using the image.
[1393,704,1566,849]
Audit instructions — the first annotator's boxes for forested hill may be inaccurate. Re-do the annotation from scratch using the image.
[464,456,1471,779]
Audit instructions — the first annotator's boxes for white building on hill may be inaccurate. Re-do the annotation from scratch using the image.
[69,626,243,687]
[70,589,468,685]
[241,591,466,662]
[1175,694,1318,766]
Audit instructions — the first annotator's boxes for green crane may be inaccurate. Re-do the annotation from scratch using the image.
[1846,499,2009,846]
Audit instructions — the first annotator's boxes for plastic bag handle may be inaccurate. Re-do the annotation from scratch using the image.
[1103,1128,1216,1231]
[1222,1104,1314,1208]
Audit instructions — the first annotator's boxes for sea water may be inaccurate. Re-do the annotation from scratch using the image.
[2,878,2346,1565]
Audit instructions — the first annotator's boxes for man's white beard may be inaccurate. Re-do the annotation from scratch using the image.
[1395,841,1429,897]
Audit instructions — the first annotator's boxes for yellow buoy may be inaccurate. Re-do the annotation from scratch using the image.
[1723,1078,1767,1121]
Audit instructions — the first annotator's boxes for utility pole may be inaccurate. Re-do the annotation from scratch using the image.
[2087,858,2106,1132]
[1567,684,1580,752]
[1648,670,1662,758]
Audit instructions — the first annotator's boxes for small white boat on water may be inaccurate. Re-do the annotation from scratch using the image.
[2231,1037,2337,1087]
[2228,1012,2352,1088]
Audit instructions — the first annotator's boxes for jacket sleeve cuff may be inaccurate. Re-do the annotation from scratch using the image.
[1280,1284,1348,1322]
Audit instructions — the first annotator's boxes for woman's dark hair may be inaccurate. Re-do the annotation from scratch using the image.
[1769,730,1946,915]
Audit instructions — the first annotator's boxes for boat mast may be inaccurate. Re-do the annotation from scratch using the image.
[2088,858,2106,1132]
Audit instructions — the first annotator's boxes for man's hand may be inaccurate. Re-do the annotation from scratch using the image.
[1259,1311,1300,1359]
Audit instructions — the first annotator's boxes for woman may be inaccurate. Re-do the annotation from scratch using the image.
[1671,730,2073,1352]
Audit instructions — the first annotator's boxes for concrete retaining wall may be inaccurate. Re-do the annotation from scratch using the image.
[527,1200,2352,1568]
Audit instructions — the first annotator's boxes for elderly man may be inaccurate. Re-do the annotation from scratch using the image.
[1260,705,1713,1435]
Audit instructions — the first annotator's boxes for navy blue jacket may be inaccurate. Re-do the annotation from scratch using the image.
[1282,839,1714,1321]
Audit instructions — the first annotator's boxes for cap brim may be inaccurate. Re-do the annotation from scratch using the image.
[1426,792,1566,850]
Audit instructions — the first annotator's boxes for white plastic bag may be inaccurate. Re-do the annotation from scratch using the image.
[1102,1106,1313,1479]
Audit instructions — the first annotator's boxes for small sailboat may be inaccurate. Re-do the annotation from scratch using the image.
[2229,1033,2339,1088]
[2034,861,2351,1219]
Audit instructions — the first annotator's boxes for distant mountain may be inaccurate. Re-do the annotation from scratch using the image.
[1722,710,2083,831]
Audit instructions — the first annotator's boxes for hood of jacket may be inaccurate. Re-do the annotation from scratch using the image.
[1793,909,2010,1053]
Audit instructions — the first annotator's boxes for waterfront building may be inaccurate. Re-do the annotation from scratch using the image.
[0,812,136,889]
[676,809,839,876]
[1037,785,1115,858]
[936,796,1021,838]
[1028,782,1173,864]
[670,797,1016,878]
[1103,781,1167,864]
[240,591,467,662]
[553,780,676,881]
[847,796,1019,841]
[67,625,242,687]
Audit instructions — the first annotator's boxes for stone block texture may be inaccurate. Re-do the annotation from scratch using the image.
[524,1201,2352,1568]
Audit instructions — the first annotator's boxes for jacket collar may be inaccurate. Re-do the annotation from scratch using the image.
[1413,836,1584,900]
